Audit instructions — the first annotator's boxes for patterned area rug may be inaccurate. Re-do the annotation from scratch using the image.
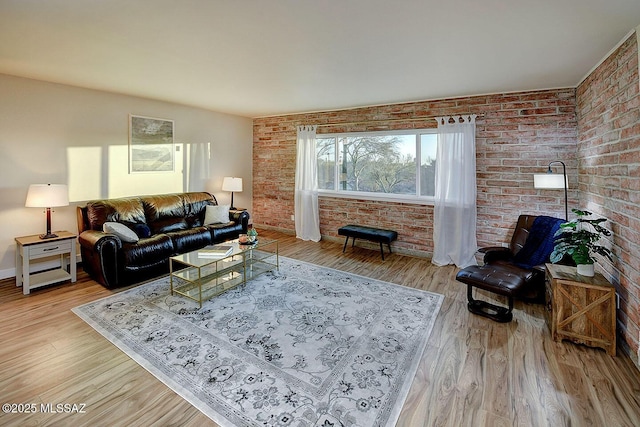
[73,257,443,427]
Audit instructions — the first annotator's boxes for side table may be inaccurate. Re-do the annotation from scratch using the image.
[15,231,77,295]
[545,263,616,355]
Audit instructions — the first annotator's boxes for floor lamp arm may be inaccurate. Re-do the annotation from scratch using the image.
[549,161,568,221]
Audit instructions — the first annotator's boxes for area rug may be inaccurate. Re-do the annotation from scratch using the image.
[73,257,443,427]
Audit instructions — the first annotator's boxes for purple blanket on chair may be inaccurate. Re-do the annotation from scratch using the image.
[513,216,564,268]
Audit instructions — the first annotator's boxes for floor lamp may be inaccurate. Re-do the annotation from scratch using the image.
[533,161,568,221]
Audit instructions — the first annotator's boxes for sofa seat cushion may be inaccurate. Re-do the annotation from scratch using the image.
[168,227,212,254]
[121,234,174,268]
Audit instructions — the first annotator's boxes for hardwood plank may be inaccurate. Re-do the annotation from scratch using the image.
[0,229,639,427]
[485,326,510,421]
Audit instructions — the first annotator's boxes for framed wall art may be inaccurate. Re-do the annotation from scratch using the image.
[129,114,175,173]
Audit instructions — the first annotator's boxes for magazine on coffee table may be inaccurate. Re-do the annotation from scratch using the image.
[198,244,233,258]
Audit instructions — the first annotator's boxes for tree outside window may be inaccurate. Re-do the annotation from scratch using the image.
[317,131,437,199]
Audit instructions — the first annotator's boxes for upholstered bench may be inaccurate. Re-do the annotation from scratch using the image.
[456,265,532,323]
[338,225,398,260]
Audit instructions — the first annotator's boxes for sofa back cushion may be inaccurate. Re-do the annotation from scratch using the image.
[81,192,217,234]
[142,194,186,234]
[85,197,146,231]
[183,192,217,227]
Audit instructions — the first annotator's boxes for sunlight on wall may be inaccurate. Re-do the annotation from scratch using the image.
[67,144,186,202]
[67,146,104,202]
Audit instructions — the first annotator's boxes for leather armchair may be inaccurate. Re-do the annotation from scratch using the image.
[456,214,564,322]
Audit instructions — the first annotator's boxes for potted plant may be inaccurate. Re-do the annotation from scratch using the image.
[550,209,614,276]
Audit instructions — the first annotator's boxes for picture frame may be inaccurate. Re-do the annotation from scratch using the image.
[129,114,175,173]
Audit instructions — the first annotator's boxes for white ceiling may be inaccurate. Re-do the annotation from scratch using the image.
[1,0,640,118]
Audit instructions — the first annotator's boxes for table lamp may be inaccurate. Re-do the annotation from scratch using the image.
[222,177,242,210]
[25,183,69,239]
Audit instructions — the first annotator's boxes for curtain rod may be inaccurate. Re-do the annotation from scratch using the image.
[314,114,484,128]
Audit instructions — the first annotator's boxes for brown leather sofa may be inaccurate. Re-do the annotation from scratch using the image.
[77,192,249,288]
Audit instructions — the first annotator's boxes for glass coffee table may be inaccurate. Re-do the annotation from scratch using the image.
[169,239,278,307]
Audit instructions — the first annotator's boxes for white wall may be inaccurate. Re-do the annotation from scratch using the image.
[0,74,253,278]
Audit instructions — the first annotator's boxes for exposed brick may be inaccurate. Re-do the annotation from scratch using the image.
[254,88,577,257]
[576,33,640,360]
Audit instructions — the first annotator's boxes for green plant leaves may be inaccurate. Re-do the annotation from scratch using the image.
[551,208,614,265]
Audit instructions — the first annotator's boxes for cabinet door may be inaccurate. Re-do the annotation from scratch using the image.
[555,281,614,347]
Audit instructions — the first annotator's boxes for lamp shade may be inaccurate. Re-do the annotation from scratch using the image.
[533,174,567,189]
[221,177,243,192]
[25,184,69,208]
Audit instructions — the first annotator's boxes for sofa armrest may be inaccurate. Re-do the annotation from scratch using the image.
[79,229,121,248]
[78,230,122,288]
[230,209,250,233]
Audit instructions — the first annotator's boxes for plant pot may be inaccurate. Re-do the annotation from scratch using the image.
[577,263,595,277]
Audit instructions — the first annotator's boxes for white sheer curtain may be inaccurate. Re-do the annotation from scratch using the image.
[295,125,321,241]
[186,142,210,191]
[432,115,478,268]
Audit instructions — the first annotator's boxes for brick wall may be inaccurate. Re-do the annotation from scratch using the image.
[576,32,640,362]
[252,33,640,366]
[253,88,577,257]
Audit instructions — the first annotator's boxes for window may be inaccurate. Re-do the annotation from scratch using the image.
[317,130,437,202]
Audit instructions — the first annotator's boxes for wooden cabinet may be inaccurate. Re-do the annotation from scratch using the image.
[545,264,616,355]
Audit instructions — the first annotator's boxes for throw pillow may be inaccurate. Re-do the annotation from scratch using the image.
[103,221,139,243]
[204,205,230,225]
[131,223,152,238]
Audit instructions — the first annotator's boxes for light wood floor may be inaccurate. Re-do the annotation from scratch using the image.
[1,229,639,427]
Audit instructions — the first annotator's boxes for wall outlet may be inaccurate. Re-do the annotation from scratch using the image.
[290,215,295,221]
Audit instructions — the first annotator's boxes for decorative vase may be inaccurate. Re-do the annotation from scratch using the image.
[247,227,258,243]
[577,263,595,277]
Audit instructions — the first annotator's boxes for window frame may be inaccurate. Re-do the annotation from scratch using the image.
[316,129,437,205]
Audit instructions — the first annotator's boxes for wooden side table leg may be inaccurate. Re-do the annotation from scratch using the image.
[22,246,30,295]
[70,239,77,282]
[15,243,23,288]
